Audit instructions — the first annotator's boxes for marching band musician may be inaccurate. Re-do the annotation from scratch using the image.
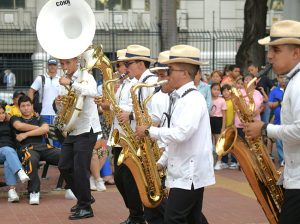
[100,48,144,224]
[57,57,101,220]
[244,20,300,224]
[136,45,216,224]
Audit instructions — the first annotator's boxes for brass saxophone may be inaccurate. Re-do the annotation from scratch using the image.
[216,79,284,224]
[102,72,139,149]
[116,80,168,208]
[81,45,114,127]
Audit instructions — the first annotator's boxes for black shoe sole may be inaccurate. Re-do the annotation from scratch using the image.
[68,213,94,220]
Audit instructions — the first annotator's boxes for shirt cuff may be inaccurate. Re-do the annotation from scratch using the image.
[149,126,160,139]
[267,124,281,139]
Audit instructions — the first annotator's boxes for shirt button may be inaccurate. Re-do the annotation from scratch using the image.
[191,160,193,162]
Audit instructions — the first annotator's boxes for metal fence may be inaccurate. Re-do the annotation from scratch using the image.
[0,22,243,94]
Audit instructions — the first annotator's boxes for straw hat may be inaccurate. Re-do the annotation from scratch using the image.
[258,20,300,46]
[112,49,127,63]
[150,50,170,72]
[164,45,208,65]
[123,45,156,63]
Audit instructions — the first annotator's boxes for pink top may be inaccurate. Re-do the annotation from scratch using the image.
[210,97,227,117]
[234,89,263,128]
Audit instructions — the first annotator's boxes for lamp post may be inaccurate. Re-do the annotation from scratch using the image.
[108,0,116,61]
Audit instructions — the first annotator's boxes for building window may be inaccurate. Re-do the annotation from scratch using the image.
[0,0,25,9]
[96,0,131,11]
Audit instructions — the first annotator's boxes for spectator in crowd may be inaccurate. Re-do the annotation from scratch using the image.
[5,91,25,120]
[210,83,227,170]
[28,58,61,148]
[221,65,240,86]
[219,84,238,169]
[208,70,223,85]
[10,95,61,205]
[3,69,16,90]
[0,104,30,203]
[268,74,285,166]
[194,67,212,111]
[90,135,107,192]
[247,63,274,123]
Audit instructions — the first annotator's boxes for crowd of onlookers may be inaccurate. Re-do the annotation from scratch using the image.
[194,63,284,171]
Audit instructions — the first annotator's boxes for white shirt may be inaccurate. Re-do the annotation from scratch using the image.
[5,72,16,88]
[107,77,138,146]
[31,73,60,116]
[150,81,215,190]
[137,69,158,109]
[59,69,101,136]
[149,90,170,148]
[267,62,300,189]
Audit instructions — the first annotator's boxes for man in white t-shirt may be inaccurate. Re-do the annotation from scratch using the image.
[28,58,60,147]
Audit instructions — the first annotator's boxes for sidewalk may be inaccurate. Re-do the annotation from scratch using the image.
[0,166,268,224]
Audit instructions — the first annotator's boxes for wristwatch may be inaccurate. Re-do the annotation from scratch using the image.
[261,123,268,137]
[144,125,151,136]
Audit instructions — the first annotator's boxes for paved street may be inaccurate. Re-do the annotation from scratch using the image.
[0,166,268,224]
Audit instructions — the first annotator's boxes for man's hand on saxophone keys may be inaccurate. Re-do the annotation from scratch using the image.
[243,121,265,139]
[135,125,148,139]
[59,77,71,86]
[117,111,130,124]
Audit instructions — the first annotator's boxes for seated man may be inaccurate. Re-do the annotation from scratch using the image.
[10,95,61,205]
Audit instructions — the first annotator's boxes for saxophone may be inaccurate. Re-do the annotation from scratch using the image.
[103,72,139,149]
[81,45,114,127]
[116,80,167,208]
[216,79,284,224]
[55,70,85,133]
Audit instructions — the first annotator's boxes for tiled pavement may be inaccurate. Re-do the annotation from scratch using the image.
[0,166,269,224]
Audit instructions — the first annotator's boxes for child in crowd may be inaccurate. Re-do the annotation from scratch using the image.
[219,84,238,169]
[210,83,227,170]
[208,70,223,85]
[0,104,30,202]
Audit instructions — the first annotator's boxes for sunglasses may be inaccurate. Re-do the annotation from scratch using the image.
[167,68,185,76]
[124,60,141,68]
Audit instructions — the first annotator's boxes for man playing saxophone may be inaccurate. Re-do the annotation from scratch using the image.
[57,57,101,220]
[136,45,215,224]
[100,48,146,224]
[244,20,300,224]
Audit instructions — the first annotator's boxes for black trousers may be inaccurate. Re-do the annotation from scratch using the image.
[58,130,97,209]
[113,146,145,222]
[28,148,60,193]
[280,189,300,224]
[164,186,205,224]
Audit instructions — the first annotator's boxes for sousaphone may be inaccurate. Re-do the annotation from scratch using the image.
[36,0,96,133]
[36,0,95,59]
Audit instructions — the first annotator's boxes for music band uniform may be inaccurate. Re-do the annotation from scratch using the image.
[58,67,101,218]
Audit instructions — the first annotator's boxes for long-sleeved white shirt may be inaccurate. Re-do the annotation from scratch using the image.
[59,69,101,136]
[149,81,215,190]
[107,77,138,146]
[267,62,300,189]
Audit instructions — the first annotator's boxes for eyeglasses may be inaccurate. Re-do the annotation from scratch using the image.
[124,61,137,68]
[167,68,185,76]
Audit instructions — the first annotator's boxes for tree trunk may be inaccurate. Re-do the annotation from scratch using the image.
[236,0,268,71]
[161,0,177,50]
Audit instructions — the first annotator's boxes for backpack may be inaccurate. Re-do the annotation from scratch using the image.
[33,75,45,114]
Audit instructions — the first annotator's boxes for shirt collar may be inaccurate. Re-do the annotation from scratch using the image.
[45,73,59,79]
[175,81,196,98]
[71,69,80,81]
[138,69,153,82]
[286,62,300,79]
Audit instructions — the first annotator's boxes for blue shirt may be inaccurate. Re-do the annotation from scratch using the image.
[268,86,284,125]
[197,81,212,111]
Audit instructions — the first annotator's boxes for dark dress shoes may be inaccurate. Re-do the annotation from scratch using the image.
[69,208,94,220]
[70,195,95,213]
[120,218,147,224]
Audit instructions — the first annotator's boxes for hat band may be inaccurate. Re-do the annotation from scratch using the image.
[126,52,150,58]
[270,36,300,42]
[169,55,200,61]
[157,62,167,67]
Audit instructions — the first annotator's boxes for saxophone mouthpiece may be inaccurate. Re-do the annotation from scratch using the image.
[119,72,128,79]
[156,80,168,86]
